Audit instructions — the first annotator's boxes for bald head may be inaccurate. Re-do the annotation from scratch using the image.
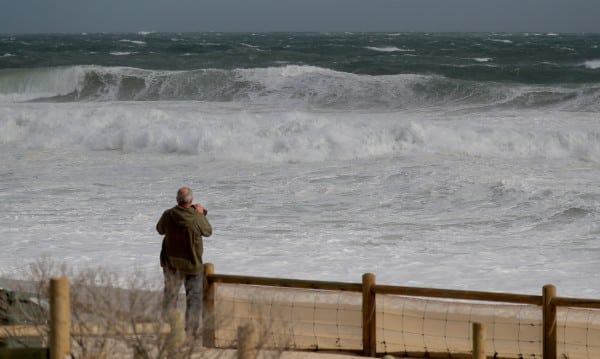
[176,187,193,206]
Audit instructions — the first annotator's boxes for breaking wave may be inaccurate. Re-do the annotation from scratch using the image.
[2,101,600,163]
[1,65,599,111]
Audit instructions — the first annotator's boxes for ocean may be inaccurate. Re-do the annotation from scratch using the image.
[1,32,599,297]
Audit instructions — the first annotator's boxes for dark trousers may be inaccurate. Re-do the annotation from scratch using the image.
[162,268,203,336]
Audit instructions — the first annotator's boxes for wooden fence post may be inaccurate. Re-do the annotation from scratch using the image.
[203,263,216,348]
[237,323,257,359]
[362,273,376,357]
[543,284,557,359]
[49,277,70,359]
[166,310,185,353]
[472,322,485,359]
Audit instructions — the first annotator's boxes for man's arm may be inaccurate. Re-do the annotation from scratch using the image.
[195,213,212,237]
[192,203,212,237]
[156,212,166,235]
[199,215,212,237]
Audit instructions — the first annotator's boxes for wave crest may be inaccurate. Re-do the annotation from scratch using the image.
[2,102,600,163]
[1,65,599,111]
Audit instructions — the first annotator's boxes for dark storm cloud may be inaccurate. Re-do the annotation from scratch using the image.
[1,0,599,33]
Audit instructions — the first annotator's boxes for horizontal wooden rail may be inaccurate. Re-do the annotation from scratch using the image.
[373,284,542,305]
[208,273,363,292]
[553,296,600,309]
[0,325,45,338]
[0,323,170,339]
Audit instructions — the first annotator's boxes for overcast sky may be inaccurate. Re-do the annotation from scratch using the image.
[1,0,599,34]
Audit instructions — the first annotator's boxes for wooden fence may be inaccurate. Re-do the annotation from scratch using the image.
[201,263,600,358]
[2,264,600,358]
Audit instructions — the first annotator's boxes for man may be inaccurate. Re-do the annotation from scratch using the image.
[156,186,212,337]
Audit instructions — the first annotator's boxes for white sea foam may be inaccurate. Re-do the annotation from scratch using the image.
[110,51,135,56]
[365,46,414,52]
[119,39,147,45]
[1,101,599,164]
[1,100,600,297]
[584,59,600,69]
[472,57,492,62]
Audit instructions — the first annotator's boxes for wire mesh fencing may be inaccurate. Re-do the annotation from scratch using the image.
[212,283,363,352]
[376,295,542,358]
[208,279,600,359]
[557,307,600,359]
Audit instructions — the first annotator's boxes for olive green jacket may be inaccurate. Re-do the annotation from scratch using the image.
[157,206,212,275]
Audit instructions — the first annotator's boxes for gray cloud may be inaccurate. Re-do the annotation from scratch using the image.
[1,0,599,33]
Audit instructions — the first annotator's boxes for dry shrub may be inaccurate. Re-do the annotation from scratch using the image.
[3,258,204,358]
[3,257,287,358]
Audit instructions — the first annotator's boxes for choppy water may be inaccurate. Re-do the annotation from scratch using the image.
[1,32,600,297]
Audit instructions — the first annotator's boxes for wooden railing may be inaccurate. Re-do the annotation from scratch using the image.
[202,263,600,358]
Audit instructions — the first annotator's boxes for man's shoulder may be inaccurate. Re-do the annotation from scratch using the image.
[163,206,200,219]
[159,206,177,218]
